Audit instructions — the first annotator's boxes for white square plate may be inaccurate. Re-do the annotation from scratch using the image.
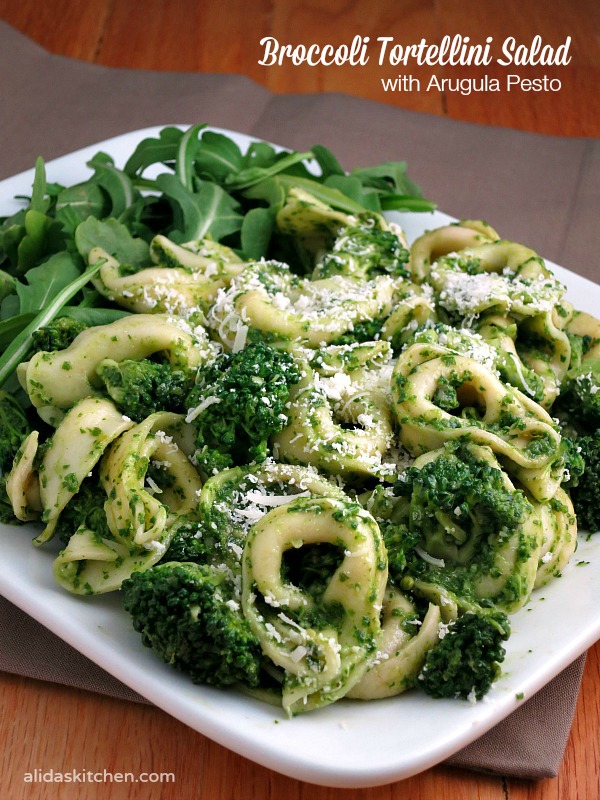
[1,127,599,788]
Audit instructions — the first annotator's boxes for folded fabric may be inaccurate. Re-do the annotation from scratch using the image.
[1,23,597,282]
[0,19,595,780]
[0,596,585,779]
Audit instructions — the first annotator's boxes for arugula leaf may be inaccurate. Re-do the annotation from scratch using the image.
[176,125,205,191]
[241,178,287,210]
[240,207,274,260]
[0,215,26,269]
[16,209,53,273]
[194,131,243,183]
[225,150,314,191]
[75,217,149,266]
[0,296,19,323]
[30,157,50,214]
[0,260,103,388]
[350,161,422,197]
[124,127,185,178]
[87,152,138,217]
[241,141,280,169]
[157,173,242,242]
[60,306,130,326]
[0,312,36,350]
[380,195,437,212]
[323,175,381,212]
[0,270,15,303]
[310,145,346,178]
[55,182,107,233]
[15,252,80,314]
[242,173,370,216]
[277,175,368,214]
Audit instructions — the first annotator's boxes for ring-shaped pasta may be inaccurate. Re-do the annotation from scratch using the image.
[311,222,409,281]
[274,362,395,480]
[34,398,134,545]
[241,495,387,715]
[399,442,542,612]
[392,343,562,500]
[402,322,502,382]
[380,290,436,351]
[209,260,404,349]
[195,460,348,575]
[533,489,577,589]
[437,240,540,276]
[405,515,542,615]
[475,314,551,407]
[308,340,393,375]
[18,314,209,424]
[52,412,203,595]
[89,237,243,317]
[101,412,201,549]
[347,589,441,700]
[409,220,500,283]
[469,502,543,613]
[5,431,41,522]
[275,186,363,257]
[401,579,460,624]
[516,308,572,390]
[566,310,600,361]
[428,242,565,322]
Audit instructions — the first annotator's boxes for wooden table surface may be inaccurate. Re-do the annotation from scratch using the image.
[1,1,599,798]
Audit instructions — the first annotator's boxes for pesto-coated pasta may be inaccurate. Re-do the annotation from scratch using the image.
[409,219,500,283]
[35,398,134,545]
[4,159,595,719]
[18,314,211,425]
[53,412,203,595]
[274,354,396,479]
[209,259,404,349]
[90,237,243,317]
[347,591,441,700]
[241,495,387,714]
[391,343,562,500]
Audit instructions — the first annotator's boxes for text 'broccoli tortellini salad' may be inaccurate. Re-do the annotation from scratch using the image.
[1,125,599,716]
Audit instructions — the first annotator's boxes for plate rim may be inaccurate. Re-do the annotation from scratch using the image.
[1,124,599,788]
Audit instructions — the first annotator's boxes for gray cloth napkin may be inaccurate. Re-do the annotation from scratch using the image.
[0,19,596,780]
[0,596,586,780]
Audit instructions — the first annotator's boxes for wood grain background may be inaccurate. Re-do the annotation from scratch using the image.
[0,0,598,136]
[0,1,599,798]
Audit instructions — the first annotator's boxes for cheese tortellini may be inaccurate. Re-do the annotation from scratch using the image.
[6,200,594,716]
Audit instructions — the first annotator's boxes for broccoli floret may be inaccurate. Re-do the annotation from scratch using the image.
[395,443,531,543]
[121,561,263,688]
[31,316,88,352]
[96,358,191,422]
[570,430,600,533]
[556,358,600,432]
[380,520,421,585]
[186,341,300,474]
[419,611,510,700]
[163,520,211,564]
[316,224,409,280]
[0,391,31,523]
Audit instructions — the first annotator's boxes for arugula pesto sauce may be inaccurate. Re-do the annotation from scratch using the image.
[242,495,387,715]
[4,134,594,716]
